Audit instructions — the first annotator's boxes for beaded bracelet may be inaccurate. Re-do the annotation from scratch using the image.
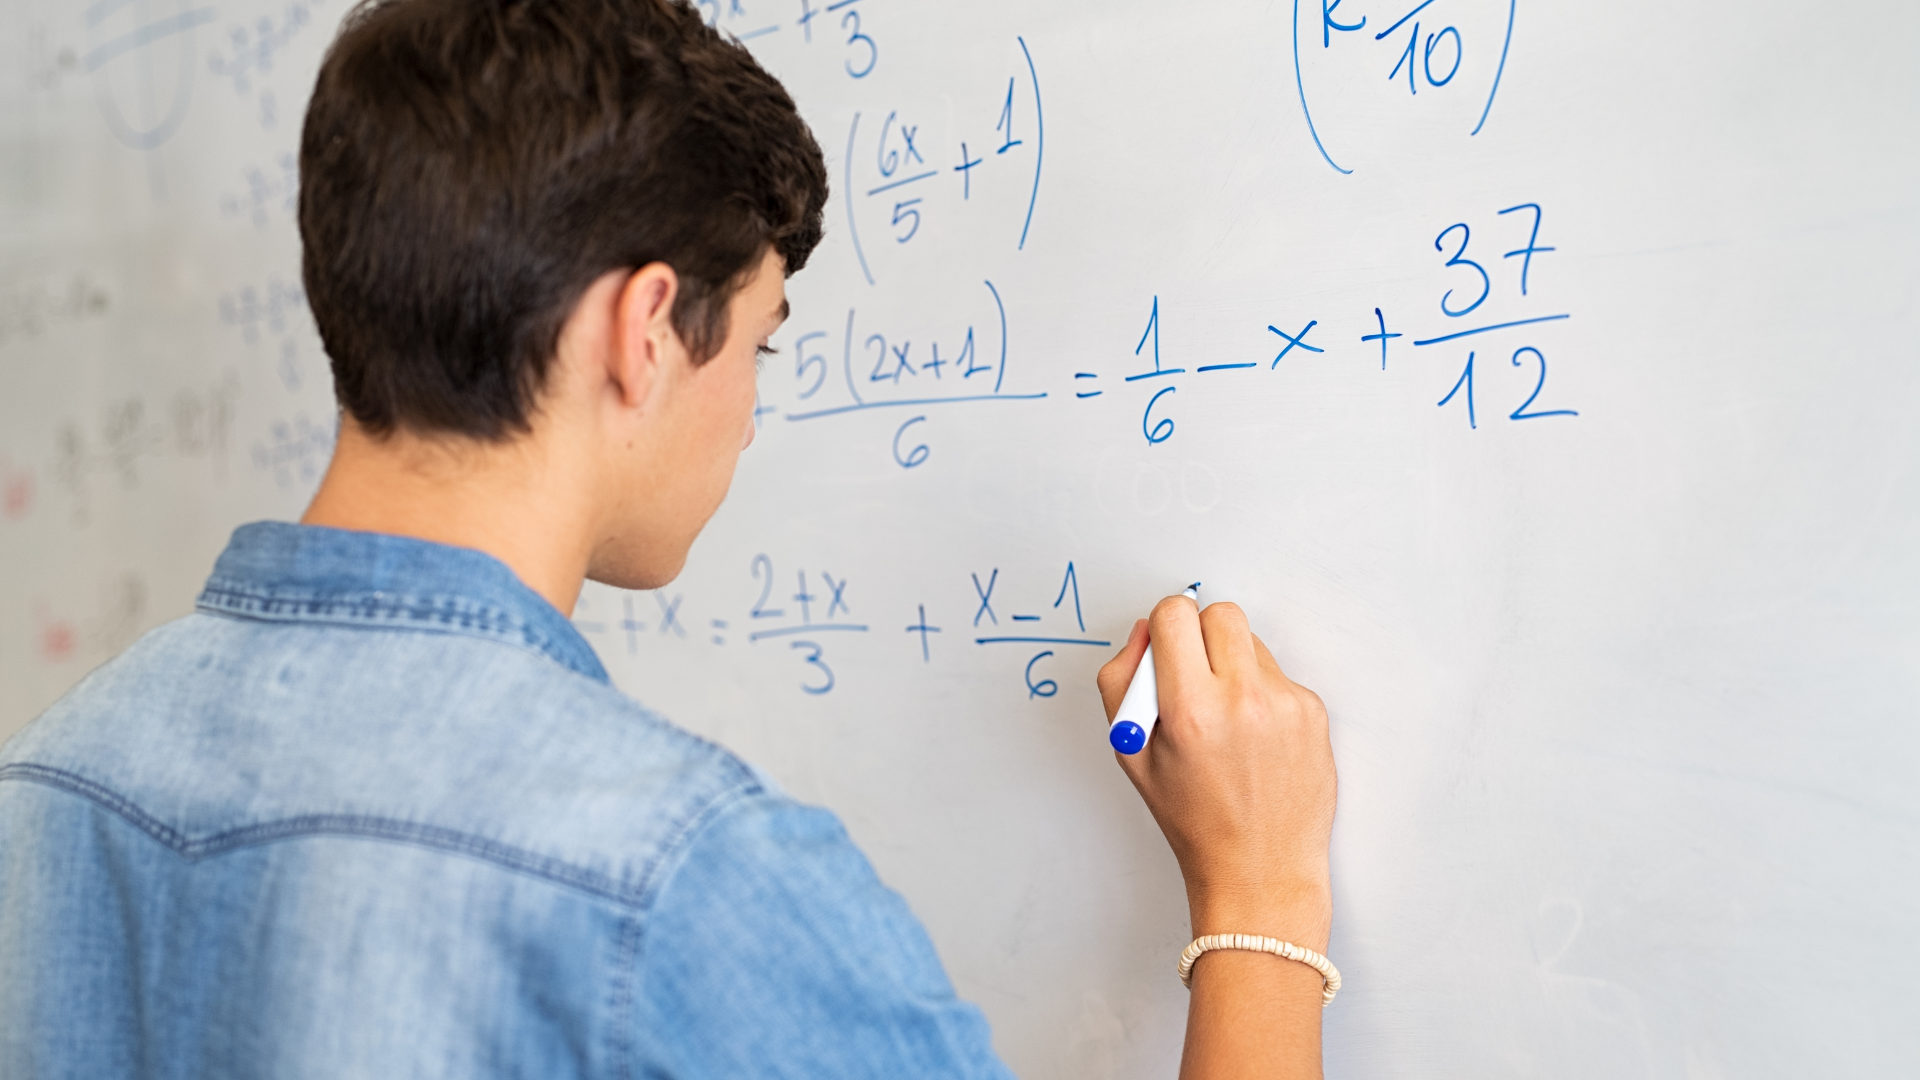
[1177,934,1342,1007]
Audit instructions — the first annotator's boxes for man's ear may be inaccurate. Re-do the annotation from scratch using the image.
[610,262,683,412]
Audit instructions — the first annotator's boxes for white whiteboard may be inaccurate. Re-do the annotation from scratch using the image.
[3,1,1917,1075]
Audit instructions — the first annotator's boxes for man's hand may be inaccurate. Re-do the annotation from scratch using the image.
[1098,594,1338,1079]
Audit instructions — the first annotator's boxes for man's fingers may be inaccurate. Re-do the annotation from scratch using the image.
[1096,618,1149,722]
[1147,591,1208,709]
[1197,601,1257,675]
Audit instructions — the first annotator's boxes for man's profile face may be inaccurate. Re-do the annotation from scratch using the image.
[590,247,788,590]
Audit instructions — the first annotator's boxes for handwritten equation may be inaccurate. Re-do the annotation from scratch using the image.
[251,412,337,490]
[218,277,309,392]
[81,0,214,150]
[753,277,1046,466]
[207,0,336,130]
[48,0,332,150]
[577,556,1106,699]
[218,154,300,229]
[1292,0,1518,174]
[0,273,111,350]
[1084,201,1574,441]
[842,37,1044,284]
[752,202,1577,464]
[699,0,885,80]
[43,379,239,526]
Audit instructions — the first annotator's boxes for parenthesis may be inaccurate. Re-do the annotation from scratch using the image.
[1291,0,1353,175]
[986,279,1008,395]
[842,307,864,406]
[1016,36,1044,249]
[1472,0,1518,136]
[844,111,875,285]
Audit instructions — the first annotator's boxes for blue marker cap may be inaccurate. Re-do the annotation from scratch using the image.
[1106,582,1200,756]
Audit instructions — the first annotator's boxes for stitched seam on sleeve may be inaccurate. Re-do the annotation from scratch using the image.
[606,915,644,1080]
[0,762,762,911]
[612,773,783,1077]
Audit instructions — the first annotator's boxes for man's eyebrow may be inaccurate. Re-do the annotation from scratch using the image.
[773,298,790,325]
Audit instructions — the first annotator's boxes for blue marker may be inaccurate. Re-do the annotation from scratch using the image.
[1108,583,1200,755]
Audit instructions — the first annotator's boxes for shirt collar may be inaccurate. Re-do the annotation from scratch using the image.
[196,521,609,684]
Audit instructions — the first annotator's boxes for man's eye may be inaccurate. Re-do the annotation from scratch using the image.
[755,343,776,371]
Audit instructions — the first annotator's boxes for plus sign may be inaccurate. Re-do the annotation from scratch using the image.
[905,604,942,662]
[621,595,645,654]
[1360,307,1402,370]
[793,571,816,625]
[954,141,983,199]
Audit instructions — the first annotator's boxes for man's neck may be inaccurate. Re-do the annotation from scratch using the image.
[301,419,598,615]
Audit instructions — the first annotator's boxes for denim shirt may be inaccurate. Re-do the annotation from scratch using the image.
[0,522,1013,1079]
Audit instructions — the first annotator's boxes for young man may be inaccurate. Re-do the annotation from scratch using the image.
[0,0,1339,1076]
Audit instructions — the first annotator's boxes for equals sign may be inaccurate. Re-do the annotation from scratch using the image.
[711,619,729,646]
[1075,373,1101,398]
